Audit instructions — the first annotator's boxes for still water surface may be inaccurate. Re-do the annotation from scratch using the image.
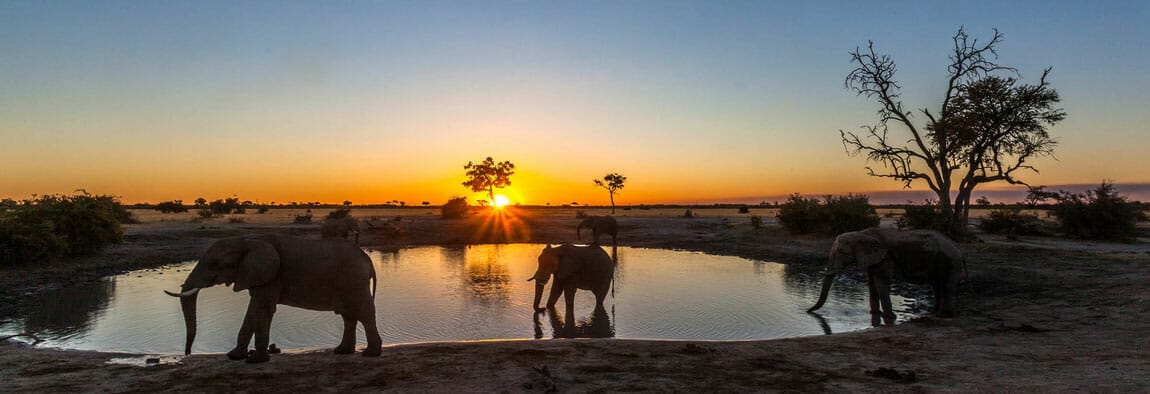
[0,244,911,354]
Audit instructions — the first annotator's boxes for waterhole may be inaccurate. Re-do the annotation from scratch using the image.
[0,244,913,354]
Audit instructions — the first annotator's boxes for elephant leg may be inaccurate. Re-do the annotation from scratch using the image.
[563,287,578,334]
[359,305,383,357]
[866,269,882,327]
[546,281,563,309]
[245,292,277,364]
[227,316,254,360]
[873,273,896,325]
[936,279,957,318]
[334,314,357,355]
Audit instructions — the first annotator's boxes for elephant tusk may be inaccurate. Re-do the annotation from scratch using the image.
[163,288,201,298]
[526,277,535,282]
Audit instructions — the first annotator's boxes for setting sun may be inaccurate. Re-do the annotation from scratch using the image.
[493,194,511,208]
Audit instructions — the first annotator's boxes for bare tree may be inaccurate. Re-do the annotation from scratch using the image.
[840,27,1065,236]
[593,173,627,214]
[462,157,516,205]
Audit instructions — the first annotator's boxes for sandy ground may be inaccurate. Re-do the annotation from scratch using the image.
[2,207,1149,392]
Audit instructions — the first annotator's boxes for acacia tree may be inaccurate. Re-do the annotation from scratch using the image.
[593,173,627,214]
[462,157,516,205]
[840,27,1065,237]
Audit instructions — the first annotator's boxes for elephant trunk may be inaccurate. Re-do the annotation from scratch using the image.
[808,275,835,312]
[576,223,584,242]
[179,288,198,355]
[533,281,546,310]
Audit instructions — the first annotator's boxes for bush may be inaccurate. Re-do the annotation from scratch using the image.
[898,202,946,231]
[777,194,822,234]
[327,207,352,220]
[737,206,751,214]
[1033,181,1140,241]
[0,192,127,266]
[293,214,313,224]
[441,197,469,219]
[750,215,763,230]
[979,207,1046,236]
[778,194,878,235]
[154,200,188,213]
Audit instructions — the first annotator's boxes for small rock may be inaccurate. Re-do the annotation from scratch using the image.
[268,344,281,354]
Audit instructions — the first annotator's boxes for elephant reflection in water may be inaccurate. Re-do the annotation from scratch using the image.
[534,306,615,339]
[528,244,616,336]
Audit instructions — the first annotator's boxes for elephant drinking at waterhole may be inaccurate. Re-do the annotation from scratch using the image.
[528,244,615,331]
[808,228,963,326]
[164,235,382,363]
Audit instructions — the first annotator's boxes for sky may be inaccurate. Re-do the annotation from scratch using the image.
[1,1,1147,205]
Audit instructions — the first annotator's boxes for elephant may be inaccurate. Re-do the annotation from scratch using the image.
[577,216,617,245]
[164,234,381,363]
[808,227,963,326]
[321,216,359,241]
[528,244,615,331]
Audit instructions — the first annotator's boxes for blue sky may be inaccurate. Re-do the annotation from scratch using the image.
[1,1,1147,204]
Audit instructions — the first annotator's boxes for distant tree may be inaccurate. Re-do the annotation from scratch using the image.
[343,200,352,207]
[462,157,515,205]
[194,198,207,207]
[976,196,992,206]
[593,173,627,214]
[155,200,188,213]
[840,27,1065,237]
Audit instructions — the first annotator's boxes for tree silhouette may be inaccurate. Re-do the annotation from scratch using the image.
[594,173,627,214]
[840,27,1065,237]
[462,157,516,205]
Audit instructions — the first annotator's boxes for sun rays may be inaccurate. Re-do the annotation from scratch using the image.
[472,206,532,243]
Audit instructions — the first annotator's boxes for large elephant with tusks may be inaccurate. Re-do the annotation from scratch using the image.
[808,228,963,326]
[164,234,381,363]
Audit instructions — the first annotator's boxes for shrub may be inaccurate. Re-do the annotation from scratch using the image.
[737,206,751,214]
[155,200,188,213]
[978,207,1046,236]
[1032,181,1140,241]
[750,215,763,230]
[898,201,946,231]
[0,192,127,266]
[197,209,215,219]
[823,194,880,235]
[293,214,313,224]
[778,194,878,235]
[327,207,352,219]
[777,194,823,234]
[257,206,269,214]
[441,197,469,219]
[228,217,245,224]
[683,209,695,218]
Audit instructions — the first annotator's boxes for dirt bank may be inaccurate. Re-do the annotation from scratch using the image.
[2,207,1149,391]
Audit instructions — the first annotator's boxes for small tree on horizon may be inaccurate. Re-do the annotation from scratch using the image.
[462,157,516,206]
[840,27,1066,237]
[594,173,627,214]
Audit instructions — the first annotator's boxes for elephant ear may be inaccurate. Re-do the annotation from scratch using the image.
[555,247,581,281]
[849,235,887,271]
[233,239,280,292]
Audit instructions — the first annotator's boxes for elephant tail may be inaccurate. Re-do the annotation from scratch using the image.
[370,263,378,299]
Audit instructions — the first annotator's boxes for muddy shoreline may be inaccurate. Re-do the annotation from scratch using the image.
[3,207,1149,391]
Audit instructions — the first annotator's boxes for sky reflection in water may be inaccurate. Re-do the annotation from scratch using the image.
[0,245,910,354]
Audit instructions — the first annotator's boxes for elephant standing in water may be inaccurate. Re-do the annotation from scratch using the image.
[164,235,381,363]
[577,216,617,246]
[808,228,963,326]
[529,244,615,331]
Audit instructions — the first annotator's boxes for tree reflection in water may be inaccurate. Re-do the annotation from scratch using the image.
[19,278,116,337]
